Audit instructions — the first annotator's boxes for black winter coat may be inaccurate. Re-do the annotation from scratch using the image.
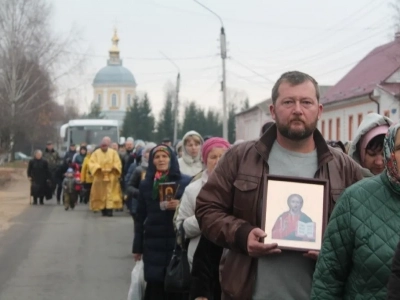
[387,240,400,300]
[27,158,51,198]
[133,145,191,284]
[190,235,222,300]
[126,165,147,215]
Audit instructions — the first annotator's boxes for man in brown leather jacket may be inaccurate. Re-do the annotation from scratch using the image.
[195,71,363,300]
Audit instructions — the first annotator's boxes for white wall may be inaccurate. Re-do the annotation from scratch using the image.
[318,91,399,142]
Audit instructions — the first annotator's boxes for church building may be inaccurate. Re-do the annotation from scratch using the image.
[92,29,137,125]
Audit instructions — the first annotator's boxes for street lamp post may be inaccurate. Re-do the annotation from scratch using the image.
[193,0,228,140]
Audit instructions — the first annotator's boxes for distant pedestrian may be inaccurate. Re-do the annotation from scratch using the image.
[42,141,60,195]
[27,150,51,205]
[62,168,78,211]
[81,145,94,205]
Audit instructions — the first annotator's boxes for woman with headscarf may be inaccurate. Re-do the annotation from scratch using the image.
[73,145,87,170]
[126,142,156,219]
[310,123,400,299]
[176,137,230,267]
[27,150,51,205]
[133,145,191,300]
[178,130,204,176]
[176,137,230,300]
[348,112,392,176]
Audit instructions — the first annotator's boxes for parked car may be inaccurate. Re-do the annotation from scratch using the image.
[15,152,31,161]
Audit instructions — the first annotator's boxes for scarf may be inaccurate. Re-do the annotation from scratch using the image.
[151,145,171,200]
[383,123,400,192]
[152,171,169,200]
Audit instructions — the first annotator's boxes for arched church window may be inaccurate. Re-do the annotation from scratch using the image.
[111,94,117,107]
[127,94,131,106]
[97,94,102,106]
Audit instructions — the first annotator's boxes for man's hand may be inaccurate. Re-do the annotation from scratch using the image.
[133,253,142,261]
[165,199,180,210]
[303,250,319,260]
[247,228,281,257]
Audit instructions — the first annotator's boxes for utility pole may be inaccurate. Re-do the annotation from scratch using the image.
[220,27,228,140]
[173,73,180,144]
[194,0,228,140]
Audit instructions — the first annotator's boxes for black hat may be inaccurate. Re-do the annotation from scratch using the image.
[162,138,171,142]
[70,143,76,147]
[46,141,53,145]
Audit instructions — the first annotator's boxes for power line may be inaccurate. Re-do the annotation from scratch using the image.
[264,0,381,57]
[228,70,270,89]
[62,50,217,61]
[147,0,380,31]
[315,39,399,77]
[230,58,275,83]
[264,25,389,75]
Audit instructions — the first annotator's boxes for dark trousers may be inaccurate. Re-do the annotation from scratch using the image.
[56,181,63,202]
[101,208,113,217]
[83,183,92,204]
[144,283,188,300]
[33,197,44,205]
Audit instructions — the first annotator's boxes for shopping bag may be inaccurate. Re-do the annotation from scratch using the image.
[127,260,146,300]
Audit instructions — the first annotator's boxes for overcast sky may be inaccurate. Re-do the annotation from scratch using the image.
[52,0,395,116]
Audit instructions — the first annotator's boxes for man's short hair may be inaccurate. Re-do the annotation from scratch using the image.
[271,71,320,104]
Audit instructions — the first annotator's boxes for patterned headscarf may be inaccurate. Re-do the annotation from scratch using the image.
[383,123,400,191]
[152,145,171,200]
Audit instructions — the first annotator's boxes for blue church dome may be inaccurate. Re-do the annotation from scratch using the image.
[93,65,137,86]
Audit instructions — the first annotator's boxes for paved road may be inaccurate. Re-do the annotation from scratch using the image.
[0,200,134,300]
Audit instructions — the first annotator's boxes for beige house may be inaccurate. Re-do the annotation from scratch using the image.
[318,33,400,141]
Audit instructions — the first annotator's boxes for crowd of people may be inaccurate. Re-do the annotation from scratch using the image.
[26,70,400,300]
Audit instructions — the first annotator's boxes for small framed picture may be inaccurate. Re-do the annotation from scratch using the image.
[158,182,178,202]
[261,175,329,252]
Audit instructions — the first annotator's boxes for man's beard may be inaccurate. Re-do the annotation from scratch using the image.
[276,116,318,141]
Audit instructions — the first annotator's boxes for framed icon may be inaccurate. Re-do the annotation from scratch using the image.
[158,182,178,202]
[261,175,329,251]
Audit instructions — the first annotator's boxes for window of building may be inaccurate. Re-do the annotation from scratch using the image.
[127,94,131,106]
[321,120,325,137]
[349,115,353,141]
[358,113,363,126]
[384,110,390,117]
[97,94,102,106]
[328,119,332,140]
[336,117,340,140]
[111,94,117,107]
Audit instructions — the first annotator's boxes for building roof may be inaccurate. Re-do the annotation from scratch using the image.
[322,38,400,104]
[235,98,271,117]
[93,65,137,87]
[93,29,137,87]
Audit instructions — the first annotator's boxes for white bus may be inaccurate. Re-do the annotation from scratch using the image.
[60,119,121,152]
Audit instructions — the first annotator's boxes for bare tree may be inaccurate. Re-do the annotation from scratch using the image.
[0,0,84,159]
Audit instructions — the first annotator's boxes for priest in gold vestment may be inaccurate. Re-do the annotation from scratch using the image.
[89,137,122,217]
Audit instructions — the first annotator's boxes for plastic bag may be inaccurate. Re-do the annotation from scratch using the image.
[127,260,146,300]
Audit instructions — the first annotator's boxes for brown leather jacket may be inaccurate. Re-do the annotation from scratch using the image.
[195,126,363,300]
